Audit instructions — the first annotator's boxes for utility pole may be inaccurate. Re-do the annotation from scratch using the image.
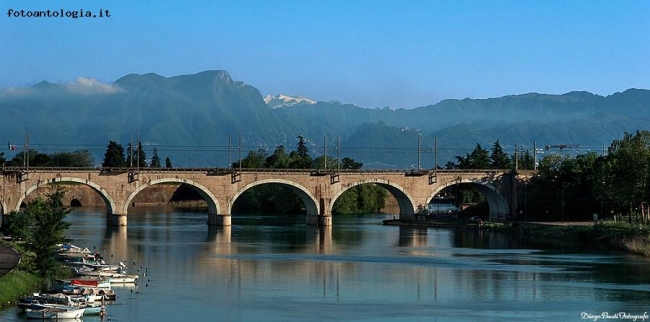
[228,135,232,168]
[323,135,327,170]
[533,141,537,171]
[337,135,341,172]
[136,132,140,171]
[434,136,438,171]
[23,131,29,171]
[238,133,242,173]
[417,136,421,171]
[514,144,519,170]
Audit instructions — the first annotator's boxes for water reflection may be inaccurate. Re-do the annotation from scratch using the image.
[2,207,650,321]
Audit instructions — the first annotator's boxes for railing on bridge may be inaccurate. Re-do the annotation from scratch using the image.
[1,166,517,175]
[2,166,529,187]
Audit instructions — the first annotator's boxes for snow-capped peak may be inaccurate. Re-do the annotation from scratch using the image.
[263,94,317,109]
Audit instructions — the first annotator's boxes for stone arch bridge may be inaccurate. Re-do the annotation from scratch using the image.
[0,167,532,227]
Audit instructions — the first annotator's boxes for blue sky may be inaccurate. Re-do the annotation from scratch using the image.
[1,0,649,108]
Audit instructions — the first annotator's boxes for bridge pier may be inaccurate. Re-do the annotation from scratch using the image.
[208,213,232,226]
[107,214,127,226]
[306,214,332,226]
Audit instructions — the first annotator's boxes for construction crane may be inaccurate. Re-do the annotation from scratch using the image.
[544,144,580,154]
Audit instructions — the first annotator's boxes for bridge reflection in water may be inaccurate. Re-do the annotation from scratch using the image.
[37,207,649,322]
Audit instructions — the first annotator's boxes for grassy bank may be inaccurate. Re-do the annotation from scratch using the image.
[492,221,650,256]
[0,269,41,307]
[0,241,40,307]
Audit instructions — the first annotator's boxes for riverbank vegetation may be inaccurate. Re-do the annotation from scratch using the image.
[487,221,650,257]
[0,189,74,306]
[517,130,650,224]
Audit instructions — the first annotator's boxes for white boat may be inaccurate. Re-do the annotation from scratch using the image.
[73,270,138,283]
[108,274,138,283]
[25,307,85,319]
[82,303,104,315]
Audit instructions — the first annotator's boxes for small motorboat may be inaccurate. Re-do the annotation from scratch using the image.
[25,306,85,319]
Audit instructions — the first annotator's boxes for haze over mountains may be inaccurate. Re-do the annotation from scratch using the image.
[1,70,648,168]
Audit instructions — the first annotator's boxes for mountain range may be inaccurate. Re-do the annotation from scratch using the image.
[1,70,648,168]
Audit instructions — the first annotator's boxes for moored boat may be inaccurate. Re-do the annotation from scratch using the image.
[25,306,85,319]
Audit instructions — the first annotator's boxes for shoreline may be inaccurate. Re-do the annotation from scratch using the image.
[383,219,650,257]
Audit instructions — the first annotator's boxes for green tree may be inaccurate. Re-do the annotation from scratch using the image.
[456,144,490,169]
[332,184,387,215]
[50,150,94,167]
[126,141,147,168]
[7,149,39,167]
[264,145,291,168]
[7,188,71,278]
[150,147,162,168]
[605,131,650,223]
[289,136,312,168]
[32,153,51,166]
[137,141,147,168]
[340,157,363,170]
[233,149,267,168]
[444,161,457,169]
[519,150,535,170]
[490,140,512,169]
[165,157,172,168]
[102,141,126,167]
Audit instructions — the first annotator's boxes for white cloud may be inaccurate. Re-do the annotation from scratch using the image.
[0,87,33,96]
[65,77,124,95]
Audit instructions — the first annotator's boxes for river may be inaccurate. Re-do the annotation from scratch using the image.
[2,207,650,321]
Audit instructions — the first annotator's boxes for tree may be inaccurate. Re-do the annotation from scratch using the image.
[340,157,363,170]
[7,188,71,278]
[150,148,161,168]
[265,145,291,168]
[332,184,387,215]
[136,141,147,168]
[296,135,309,158]
[605,131,650,223]
[102,141,126,167]
[490,140,512,169]
[51,150,94,167]
[519,150,535,170]
[289,136,312,168]
[7,149,38,167]
[165,157,172,168]
[456,144,490,169]
[233,149,267,168]
[444,161,457,169]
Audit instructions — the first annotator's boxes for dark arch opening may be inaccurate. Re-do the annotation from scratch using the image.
[426,185,461,217]
[428,182,508,220]
[70,199,82,207]
[232,183,309,226]
[128,183,208,209]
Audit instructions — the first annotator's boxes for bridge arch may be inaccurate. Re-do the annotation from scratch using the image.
[427,179,509,220]
[17,177,117,214]
[331,179,417,215]
[124,178,220,215]
[230,179,319,216]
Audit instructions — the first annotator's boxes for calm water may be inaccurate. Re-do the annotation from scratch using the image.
[2,207,650,321]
